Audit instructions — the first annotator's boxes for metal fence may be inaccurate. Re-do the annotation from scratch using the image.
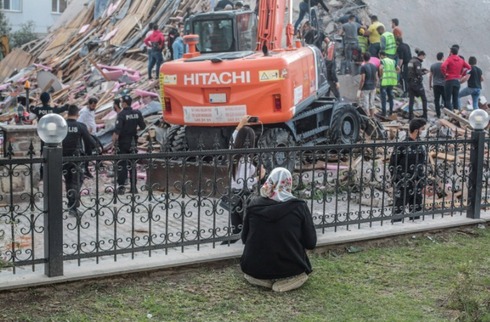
[0,129,488,277]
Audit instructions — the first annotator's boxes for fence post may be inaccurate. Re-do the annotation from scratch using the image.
[37,114,67,277]
[467,129,485,219]
[43,145,64,276]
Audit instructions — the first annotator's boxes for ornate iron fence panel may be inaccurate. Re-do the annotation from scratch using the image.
[0,131,484,275]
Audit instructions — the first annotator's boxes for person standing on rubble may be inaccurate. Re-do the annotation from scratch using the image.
[172,27,185,60]
[167,18,180,60]
[396,37,412,98]
[441,45,471,111]
[458,56,483,110]
[324,37,340,100]
[112,95,146,195]
[358,52,378,117]
[407,49,429,120]
[429,52,446,118]
[294,0,329,35]
[378,25,397,60]
[389,118,427,222]
[78,97,98,178]
[339,14,360,75]
[391,18,402,39]
[378,51,399,117]
[363,15,384,57]
[63,105,97,217]
[144,23,165,80]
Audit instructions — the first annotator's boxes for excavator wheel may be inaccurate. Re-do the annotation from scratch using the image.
[329,104,361,144]
[257,128,296,172]
[165,125,187,152]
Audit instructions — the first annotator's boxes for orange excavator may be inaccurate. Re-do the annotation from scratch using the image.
[160,0,364,169]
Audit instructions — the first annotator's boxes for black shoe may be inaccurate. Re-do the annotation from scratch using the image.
[409,216,421,220]
[391,219,402,223]
[117,186,125,195]
[220,238,240,245]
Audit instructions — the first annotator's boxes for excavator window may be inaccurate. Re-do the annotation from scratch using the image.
[194,19,234,53]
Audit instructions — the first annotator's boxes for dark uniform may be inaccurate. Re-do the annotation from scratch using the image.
[389,137,426,221]
[114,106,146,192]
[63,119,96,215]
[31,103,69,179]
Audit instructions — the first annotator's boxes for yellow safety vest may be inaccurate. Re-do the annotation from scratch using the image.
[381,58,397,87]
[358,36,368,54]
[382,32,397,57]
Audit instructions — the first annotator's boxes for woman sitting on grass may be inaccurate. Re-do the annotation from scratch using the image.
[240,167,317,292]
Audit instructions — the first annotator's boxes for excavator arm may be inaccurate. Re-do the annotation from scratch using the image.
[255,0,294,52]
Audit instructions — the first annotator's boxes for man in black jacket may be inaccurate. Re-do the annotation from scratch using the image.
[63,105,96,217]
[112,95,146,195]
[389,118,427,222]
[407,49,429,119]
[396,37,412,97]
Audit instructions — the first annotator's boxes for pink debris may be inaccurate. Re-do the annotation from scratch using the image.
[135,89,159,98]
[0,83,11,91]
[79,24,90,34]
[326,164,349,171]
[101,28,118,42]
[102,69,124,81]
[33,63,53,71]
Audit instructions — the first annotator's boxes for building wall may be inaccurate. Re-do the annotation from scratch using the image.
[2,0,66,35]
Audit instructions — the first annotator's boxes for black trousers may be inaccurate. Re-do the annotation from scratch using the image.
[433,85,445,117]
[327,81,340,99]
[63,162,84,210]
[408,85,428,119]
[444,79,461,110]
[116,144,137,190]
[400,64,409,93]
[393,182,423,220]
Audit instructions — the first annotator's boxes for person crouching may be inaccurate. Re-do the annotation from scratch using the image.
[240,167,317,292]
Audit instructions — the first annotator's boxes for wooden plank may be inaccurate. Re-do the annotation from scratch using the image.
[442,108,471,127]
[0,48,34,82]
[429,151,456,161]
[38,28,78,60]
[110,13,144,46]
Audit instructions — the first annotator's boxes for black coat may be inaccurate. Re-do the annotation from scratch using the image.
[240,196,317,279]
[389,137,426,185]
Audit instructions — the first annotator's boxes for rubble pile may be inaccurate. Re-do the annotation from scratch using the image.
[0,0,203,152]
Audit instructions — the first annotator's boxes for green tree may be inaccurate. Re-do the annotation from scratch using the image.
[0,5,10,36]
[10,20,37,48]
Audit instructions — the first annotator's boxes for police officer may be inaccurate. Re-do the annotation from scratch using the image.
[31,92,69,180]
[112,95,146,195]
[63,105,96,217]
[30,92,68,120]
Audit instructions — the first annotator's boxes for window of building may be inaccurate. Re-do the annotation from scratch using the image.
[52,0,67,14]
[2,0,22,11]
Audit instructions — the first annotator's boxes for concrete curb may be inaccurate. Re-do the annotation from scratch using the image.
[0,216,488,291]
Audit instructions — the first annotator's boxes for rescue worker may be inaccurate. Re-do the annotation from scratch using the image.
[78,97,98,178]
[294,0,329,34]
[441,45,471,110]
[429,52,446,118]
[396,37,412,97]
[364,15,384,57]
[407,49,429,119]
[391,18,402,39]
[112,95,146,195]
[167,18,180,61]
[324,37,340,99]
[63,105,96,217]
[144,23,165,80]
[378,51,399,117]
[378,25,397,60]
[357,27,368,55]
[340,14,360,74]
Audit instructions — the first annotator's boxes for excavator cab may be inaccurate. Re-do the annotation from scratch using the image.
[185,10,257,53]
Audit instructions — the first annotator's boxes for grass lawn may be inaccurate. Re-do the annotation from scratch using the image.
[1,227,490,321]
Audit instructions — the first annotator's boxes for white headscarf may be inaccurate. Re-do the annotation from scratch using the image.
[260,167,295,202]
